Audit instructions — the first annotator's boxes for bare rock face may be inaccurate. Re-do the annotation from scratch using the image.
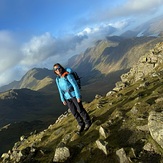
[148,111,163,149]
[120,42,163,86]
[116,148,130,163]
[96,139,109,155]
[53,145,70,162]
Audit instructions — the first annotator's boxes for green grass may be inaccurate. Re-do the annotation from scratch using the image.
[1,65,163,163]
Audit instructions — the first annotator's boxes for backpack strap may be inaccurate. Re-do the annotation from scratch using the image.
[61,71,69,77]
[61,72,74,93]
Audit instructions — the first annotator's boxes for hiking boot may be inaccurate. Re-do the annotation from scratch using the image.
[84,123,92,131]
[76,125,85,135]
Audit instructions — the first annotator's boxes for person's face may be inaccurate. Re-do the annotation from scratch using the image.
[53,65,62,75]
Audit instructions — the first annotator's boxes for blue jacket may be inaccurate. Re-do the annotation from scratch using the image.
[56,68,81,102]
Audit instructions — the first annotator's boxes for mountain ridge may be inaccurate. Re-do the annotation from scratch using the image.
[120,14,163,37]
[0,68,55,93]
[1,36,163,95]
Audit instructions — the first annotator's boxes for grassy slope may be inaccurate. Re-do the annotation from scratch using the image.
[5,71,162,163]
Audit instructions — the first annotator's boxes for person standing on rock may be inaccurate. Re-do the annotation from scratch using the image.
[53,63,92,134]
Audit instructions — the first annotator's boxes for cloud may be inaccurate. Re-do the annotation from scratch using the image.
[0,29,98,86]
[123,0,163,13]
[118,0,163,18]
[20,32,88,67]
[72,0,163,36]
[103,0,163,19]
[0,66,24,86]
[0,30,22,73]
[76,0,163,28]
[76,19,132,42]
[0,30,24,86]
[21,33,55,66]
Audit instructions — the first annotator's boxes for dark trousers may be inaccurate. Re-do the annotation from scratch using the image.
[66,97,91,127]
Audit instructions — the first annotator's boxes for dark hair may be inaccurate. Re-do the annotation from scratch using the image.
[53,63,66,75]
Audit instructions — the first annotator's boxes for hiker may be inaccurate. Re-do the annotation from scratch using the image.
[53,63,91,134]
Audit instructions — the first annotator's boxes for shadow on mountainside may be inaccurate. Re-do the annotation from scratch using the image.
[0,121,49,156]
[81,69,129,102]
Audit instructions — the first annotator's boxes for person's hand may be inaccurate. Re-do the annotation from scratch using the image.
[77,98,81,103]
[63,101,67,105]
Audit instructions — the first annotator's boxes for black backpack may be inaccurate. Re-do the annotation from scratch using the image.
[70,71,81,89]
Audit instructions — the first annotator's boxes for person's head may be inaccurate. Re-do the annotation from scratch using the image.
[53,63,66,76]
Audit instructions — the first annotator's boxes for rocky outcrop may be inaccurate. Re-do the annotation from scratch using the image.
[116,148,130,163]
[96,139,109,155]
[148,111,163,149]
[114,42,163,91]
[53,144,70,162]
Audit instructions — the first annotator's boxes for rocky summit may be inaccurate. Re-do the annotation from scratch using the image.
[1,43,163,163]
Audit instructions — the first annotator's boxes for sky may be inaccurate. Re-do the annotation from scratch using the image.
[0,0,163,87]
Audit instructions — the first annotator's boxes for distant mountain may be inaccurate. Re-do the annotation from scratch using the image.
[67,36,159,75]
[1,36,163,99]
[0,68,55,93]
[137,15,163,36]
[121,14,163,38]
[67,36,163,93]
[120,30,139,38]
